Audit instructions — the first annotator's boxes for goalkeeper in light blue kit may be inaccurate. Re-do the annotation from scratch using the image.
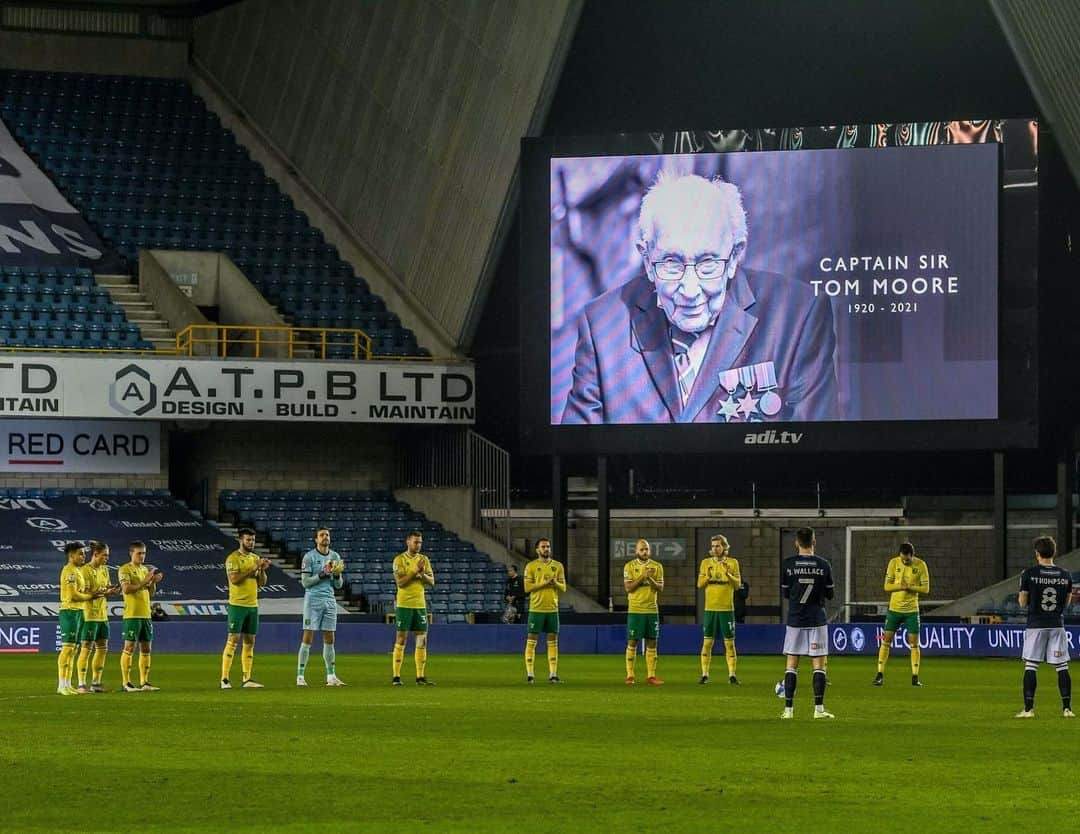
[297,527,346,686]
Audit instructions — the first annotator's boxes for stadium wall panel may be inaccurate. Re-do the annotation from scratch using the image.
[0,30,188,77]
[0,433,169,490]
[191,0,575,346]
[172,422,396,517]
[500,510,1061,613]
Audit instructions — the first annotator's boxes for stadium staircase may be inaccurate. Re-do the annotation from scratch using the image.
[96,273,176,350]
[219,490,510,622]
[0,69,425,357]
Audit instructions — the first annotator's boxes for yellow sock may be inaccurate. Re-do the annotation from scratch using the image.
[392,644,405,677]
[525,636,537,677]
[625,645,637,679]
[724,638,737,678]
[58,645,74,686]
[121,648,134,685]
[414,645,428,678]
[220,642,236,681]
[65,646,77,684]
[76,646,91,685]
[138,653,151,686]
[877,641,890,674]
[700,638,714,677]
[645,647,658,678]
[910,645,921,676]
[547,638,558,678]
[91,648,107,684]
[241,643,254,681]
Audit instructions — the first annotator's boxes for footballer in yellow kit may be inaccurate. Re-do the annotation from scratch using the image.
[57,542,91,695]
[391,531,435,685]
[623,539,664,685]
[75,542,120,693]
[118,540,164,692]
[523,537,566,683]
[697,533,742,684]
[220,528,269,689]
[874,541,930,687]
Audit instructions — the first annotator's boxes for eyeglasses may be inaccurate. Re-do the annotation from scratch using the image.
[650,250,734,282]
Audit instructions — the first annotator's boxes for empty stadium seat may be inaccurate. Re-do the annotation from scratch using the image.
[0,69,425,356]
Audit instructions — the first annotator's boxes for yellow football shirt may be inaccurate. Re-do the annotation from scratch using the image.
[225,550,261,608]
[59,564,87,610]
[393,552,433,609]
[698,556,741,611]
[884,556,930,614]
[624,558,664,614]
[118,563,152,619]
[524,558,566,613]
[81,563,110,622]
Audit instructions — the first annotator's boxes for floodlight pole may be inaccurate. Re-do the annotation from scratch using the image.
[993,452,1008,580]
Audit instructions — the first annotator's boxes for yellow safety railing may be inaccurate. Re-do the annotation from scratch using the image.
[175,324,374,360]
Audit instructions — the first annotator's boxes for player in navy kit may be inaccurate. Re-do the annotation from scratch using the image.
[779,527,835,720]
[1015,536,1074,719]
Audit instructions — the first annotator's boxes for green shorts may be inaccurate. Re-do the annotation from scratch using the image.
[703,610,735,640]
[122,618,154,643]
[79,620,109,643]
[884,609,921,634]
[627,612,660,641]
[227,604,259,635]
[527,611,560,634]
[59,610,83,644]
[395,606,428,633]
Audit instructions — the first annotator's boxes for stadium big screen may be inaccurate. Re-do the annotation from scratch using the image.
[519,120,1039,454]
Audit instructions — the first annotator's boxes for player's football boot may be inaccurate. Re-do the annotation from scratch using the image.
[699,675,708,684]
[76,684,92,694]
[123,681,141,693]
[141,683,161,692]
[728,675,740,685]
[91,683,106,694]
[326,675,346,687]
[296,676,308,687]
[548,676,562,684]
[872,673,884,686]
[911,675,922,687]
[220,679,232,689]
[812,710,836,719]
[646,676,664,686]
[415,677,435,686]
[241,679,264,688]
[780,708,794,720]
[527,675,535,684]
[1013,709,1035,718]
[625,676,635,685]
[1064,709,1076,718]
[392,676,403,686]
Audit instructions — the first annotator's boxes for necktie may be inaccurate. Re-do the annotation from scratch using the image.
[671,326,699,405]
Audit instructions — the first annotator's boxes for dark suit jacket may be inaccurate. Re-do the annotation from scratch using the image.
[561,268,837,424]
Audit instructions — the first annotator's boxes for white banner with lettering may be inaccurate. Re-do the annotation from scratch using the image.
[0,357,475,424]
[0,419,160,472]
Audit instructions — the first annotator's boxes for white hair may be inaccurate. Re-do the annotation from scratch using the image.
[637,172,748,251]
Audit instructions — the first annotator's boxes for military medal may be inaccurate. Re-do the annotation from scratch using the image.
[753,361,783,416]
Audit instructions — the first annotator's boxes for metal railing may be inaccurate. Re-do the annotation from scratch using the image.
[397,428,511,550]
[175,324,373,360]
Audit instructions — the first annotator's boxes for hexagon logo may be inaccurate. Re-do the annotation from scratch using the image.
[109,364,157,416]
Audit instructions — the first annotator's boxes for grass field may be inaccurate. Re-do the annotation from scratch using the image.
[3,652,1079,832]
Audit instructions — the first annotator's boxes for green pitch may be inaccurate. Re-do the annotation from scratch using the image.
[3,654,1079,832]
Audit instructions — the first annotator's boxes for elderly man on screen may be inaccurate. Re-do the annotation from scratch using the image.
[561,173,837,424]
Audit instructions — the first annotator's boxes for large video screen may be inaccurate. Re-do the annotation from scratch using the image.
[521,121,1038,453]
